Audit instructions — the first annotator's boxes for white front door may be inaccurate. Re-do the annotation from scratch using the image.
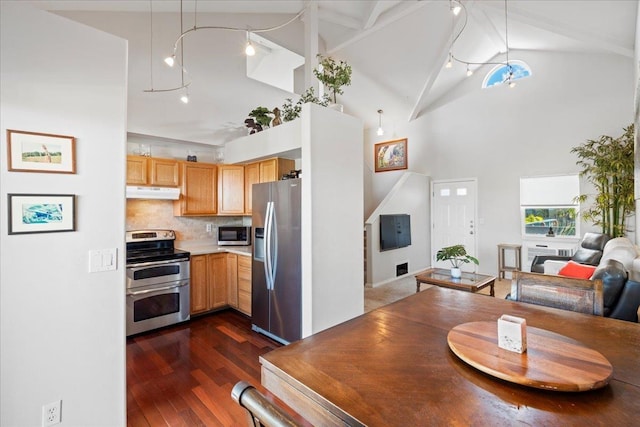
[431,179,478,272]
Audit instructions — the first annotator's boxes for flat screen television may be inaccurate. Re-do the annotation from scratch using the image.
[380,214,411,251]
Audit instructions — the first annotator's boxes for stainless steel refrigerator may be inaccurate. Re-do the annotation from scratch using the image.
[251,178,301,344]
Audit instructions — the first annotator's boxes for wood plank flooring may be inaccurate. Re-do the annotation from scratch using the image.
[127,309,308,426]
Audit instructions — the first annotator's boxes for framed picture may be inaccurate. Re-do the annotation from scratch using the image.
[8,194,76,235]
[374,138,408,173]
[6,129,76,174]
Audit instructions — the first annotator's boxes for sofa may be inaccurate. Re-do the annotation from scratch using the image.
[519,237,640,322]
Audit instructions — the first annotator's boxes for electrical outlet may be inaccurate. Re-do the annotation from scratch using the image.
[42,400,61,426]
[206,223,212,233]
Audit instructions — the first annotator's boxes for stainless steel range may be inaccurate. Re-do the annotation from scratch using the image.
[126,230,190,336]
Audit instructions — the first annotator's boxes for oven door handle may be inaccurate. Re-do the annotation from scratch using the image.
[127,282,188,296]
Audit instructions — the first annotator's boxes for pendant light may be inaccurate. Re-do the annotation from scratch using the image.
[377,110,384,136]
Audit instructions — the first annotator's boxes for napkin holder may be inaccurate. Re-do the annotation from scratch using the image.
[498,315,527,353]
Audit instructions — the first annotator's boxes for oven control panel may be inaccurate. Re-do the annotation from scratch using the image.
[126,229,175,242]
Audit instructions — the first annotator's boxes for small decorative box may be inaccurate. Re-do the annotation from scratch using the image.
[498,315,527,353]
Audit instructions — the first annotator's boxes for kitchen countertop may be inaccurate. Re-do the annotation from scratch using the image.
[176,241,252,257]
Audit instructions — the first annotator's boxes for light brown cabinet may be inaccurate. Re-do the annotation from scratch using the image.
[226,253,239,309]
[237,255,252,315]
[190,255,209,314]
[149,158,179,186]
[126,155,179,187]
[244,157,295,215]
[190,253,228,315]
[189,252,251,316]
[208,253,227,309]
[218,165,245,215]
[174,162,217,216]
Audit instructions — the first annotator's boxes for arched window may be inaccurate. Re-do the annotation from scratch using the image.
[482,60,532,89]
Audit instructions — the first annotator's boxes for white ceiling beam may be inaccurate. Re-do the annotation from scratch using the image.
[408,29,451,121]
[317,8,362,30]
[483,2,634,58]
[327,1,434,54]
[362,1,389,30]
[468,5,507,54]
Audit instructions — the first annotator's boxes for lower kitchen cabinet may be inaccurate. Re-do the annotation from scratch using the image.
[190,254,209,314]
[189,253,227,315]
[208,253,228,309]
[226,253,239,309]
[237,255,252,315]
[189,252,251,316]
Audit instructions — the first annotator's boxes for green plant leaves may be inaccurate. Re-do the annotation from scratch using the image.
[571,124,635,237]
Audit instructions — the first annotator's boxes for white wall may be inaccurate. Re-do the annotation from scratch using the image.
[301,103,364,334]
[365,172,430,287]
[365,50,634,277]
[1,3,127,426]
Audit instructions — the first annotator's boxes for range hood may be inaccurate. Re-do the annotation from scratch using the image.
[126,186,180,200]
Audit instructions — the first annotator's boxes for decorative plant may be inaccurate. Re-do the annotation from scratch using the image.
[313,54,352,104]
[436,245,479,268]
[248,107,273,128]
[281,87,331,122]
[571,124,635,237]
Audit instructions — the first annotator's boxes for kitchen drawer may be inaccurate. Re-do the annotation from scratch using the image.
[238,265,251,283]
[238,290,251,315]
[238,275,251,293]
[238,255,251,268]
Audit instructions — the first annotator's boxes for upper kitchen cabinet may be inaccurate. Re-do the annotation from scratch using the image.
[218,164,245,215]
[244,157,295,215]
[174,162,217,216]
[126,155,149,185]
[149,158,179,187]
[126,155,179,186]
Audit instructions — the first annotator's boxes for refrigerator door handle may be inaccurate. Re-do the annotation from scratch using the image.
[264,201,274,290]
[271,206,278,287]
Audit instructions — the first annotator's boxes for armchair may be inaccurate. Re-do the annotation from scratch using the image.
[530,232,610,273]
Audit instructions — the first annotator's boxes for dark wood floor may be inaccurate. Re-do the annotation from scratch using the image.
[127,309,304,426]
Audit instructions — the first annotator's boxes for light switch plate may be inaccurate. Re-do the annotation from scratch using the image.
[89,248,117,273]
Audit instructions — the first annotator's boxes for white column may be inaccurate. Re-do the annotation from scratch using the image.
[303,2,319,94]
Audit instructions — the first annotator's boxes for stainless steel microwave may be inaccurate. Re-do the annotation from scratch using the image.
[218,226,251,246]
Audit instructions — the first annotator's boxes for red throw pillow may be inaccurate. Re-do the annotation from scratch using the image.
[557,260,597,279]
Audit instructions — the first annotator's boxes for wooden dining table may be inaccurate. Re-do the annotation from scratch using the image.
[260,287,640,426]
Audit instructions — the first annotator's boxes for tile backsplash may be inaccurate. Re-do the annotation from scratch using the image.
[126,199,249,241]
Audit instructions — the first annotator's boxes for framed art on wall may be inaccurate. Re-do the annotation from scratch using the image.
[7,129,76,174]
[374,138,408,173]
[8,194,76,235]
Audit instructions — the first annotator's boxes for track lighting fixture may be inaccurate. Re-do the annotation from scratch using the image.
[446,53,453,69]
[444,0,526,88]
[377,109,384,136]
[245,31,256,56]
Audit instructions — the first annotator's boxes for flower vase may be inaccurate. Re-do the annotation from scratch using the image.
[451,267,462,278]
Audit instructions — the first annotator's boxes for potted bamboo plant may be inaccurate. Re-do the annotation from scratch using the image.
[436,244,479,278]
[571,124,635,237]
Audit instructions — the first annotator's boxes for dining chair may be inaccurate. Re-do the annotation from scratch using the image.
[231,381,303,427]
[512,271,604,315]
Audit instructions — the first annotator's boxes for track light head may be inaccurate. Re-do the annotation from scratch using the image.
[451,1,462,16]
[164,55,175,67]
[245,31,256,56]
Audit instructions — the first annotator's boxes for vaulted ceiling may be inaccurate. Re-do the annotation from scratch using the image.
[27,0,638,146]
